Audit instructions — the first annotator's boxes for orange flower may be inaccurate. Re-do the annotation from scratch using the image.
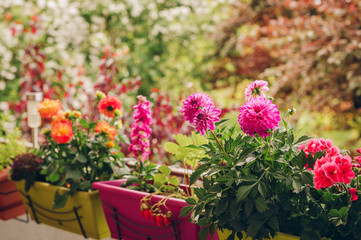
[106,141,115,148]
[51,122,73,144]
[38,98,62,119]
[95,121,117,140]
[98,95,122,118]
[51,111,70,127]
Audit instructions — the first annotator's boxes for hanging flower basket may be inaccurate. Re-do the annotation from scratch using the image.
[92,179,218,240]
[14,180,110,239]
[0,168,26,220]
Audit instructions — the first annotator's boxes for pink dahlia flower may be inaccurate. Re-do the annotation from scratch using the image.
[244,80,269,101]
[193,106,221,135]
[350,188,358,201]
[238,97,280,138]
[181,93,215,124]
[129,96,152,162]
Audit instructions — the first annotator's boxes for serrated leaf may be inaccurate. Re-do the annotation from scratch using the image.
[158,165,171,176]
[189,165,207,185]
[169,176,180,186]
[198,227,209,240]
[164,142,180,154]
[180,205,193,217]
[236,183,257,202]
[246,214,268,237]
[258,182,267,198]
[154,173,167,188]
[174,134,193,147]
[216,198,228,216]
[295,135,312,144]
[79,118,89,128]
[245,199,253,218]
[192,131,208,146]
[185,197,197,205]
[254,197,268,213]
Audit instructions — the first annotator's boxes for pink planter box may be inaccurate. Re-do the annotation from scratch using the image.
[92,179,219,240]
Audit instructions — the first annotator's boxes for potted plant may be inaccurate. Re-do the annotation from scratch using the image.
[0,112,27,220]
[178,80,361,240]
[12,92,128,239]
[93,95,216,240]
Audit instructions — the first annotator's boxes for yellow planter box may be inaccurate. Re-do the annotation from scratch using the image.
[15,180,110,239]
[217,229,299,240]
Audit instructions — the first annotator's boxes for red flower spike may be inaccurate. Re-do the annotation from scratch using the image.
[150,212,157,223]
[156,215,165,227]
[164,216,172,227]
[143,209,150,219]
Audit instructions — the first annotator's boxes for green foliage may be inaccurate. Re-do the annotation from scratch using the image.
[38,108,128,209]
[164,132,208,169]
[0,112,26,170]
[184,122,361,240]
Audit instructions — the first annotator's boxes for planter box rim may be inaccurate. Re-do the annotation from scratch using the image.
[15,180,99,199]
[92,179,189,205]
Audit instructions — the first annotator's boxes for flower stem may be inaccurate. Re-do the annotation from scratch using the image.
[210,130,228,158]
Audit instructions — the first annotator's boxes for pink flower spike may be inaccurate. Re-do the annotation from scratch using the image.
[129,95,152,162]
[238,97,280,138]
[244,80,269,101]
[350,188,358,201]
[193,105,221,135]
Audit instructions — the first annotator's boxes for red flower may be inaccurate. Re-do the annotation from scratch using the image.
[350,188,358,201]
[51,122,73,144]
[95,121,117,140]
[98,95,122,118]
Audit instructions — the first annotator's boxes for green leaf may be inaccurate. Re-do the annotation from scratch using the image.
[76,154,87,163]
[192,131,208,146]
[49,172,60,183]
[246,214,268,237]
[164,142,179,154]
[174,134,193,147]
[245,199,253,218]
[79,118,89,128]
[314,150,326,160]
[180,205,194,217]
[169,176,180,186]
[158,165,171,176]
[295,135,312,144]
[65,167,82,181]
[154,173,167,188]
[254,197,268,213]
[236,183,257,202]
[258,182,267,198]
[293,150,307,169]
[189,165,208,185]
[185,197,197,205]
[198,227,209,240]
[53,189,70,209]
[216,198,228,217]
[78,181,91,191]
[287,134,294,145]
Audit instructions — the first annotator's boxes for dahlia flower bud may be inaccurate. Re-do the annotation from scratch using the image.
[96,90,106,100]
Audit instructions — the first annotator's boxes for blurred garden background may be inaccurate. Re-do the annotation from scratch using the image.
[1,0,361,161]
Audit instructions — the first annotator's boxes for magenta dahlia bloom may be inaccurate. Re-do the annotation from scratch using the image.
[129,96,152,162]
[193,106,221,135]
[181,92,215,124]
[181,92,220,135]
[238,97,280,138]
[244,80,269,101]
